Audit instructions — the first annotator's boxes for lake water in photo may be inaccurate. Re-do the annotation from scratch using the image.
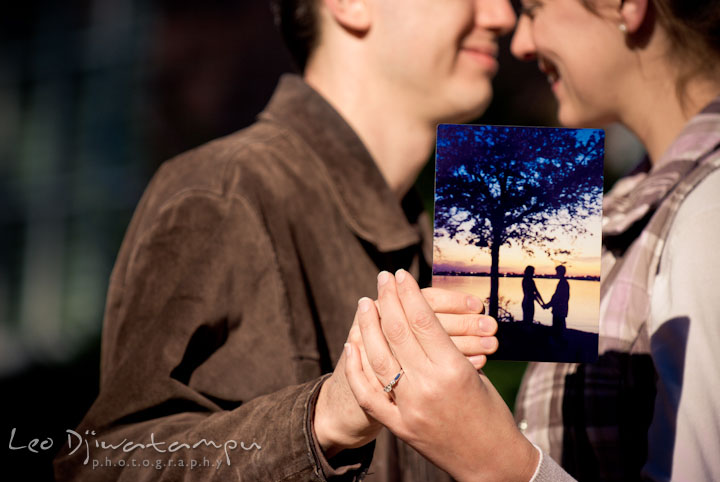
[433,275,600,333]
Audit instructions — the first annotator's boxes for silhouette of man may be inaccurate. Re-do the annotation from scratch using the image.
[545,265,569,334]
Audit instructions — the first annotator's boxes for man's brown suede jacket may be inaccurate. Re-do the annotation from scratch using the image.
[54,75,452,482]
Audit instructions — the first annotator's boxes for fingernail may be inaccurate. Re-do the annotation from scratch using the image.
[466,296,483,312]
[478,317,488,332]
[395,269,406,283]
[358,297,372,313]
[468,354,486,366]
[481,337,498,350]
[378,271,390,286]
[480,316,497,334]
[344,343,352,356]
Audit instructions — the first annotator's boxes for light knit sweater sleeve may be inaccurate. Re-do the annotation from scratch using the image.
[644,168,720,481]
[529,446,576,482]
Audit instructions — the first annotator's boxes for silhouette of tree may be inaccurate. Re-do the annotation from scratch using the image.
[434,125,603,319]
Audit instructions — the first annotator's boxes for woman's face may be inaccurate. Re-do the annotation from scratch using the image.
[510,0,628,127]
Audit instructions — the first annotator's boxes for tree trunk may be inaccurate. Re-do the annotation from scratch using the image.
[489,236,501,320]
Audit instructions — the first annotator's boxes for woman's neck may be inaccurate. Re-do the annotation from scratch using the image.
[620,65,720,166]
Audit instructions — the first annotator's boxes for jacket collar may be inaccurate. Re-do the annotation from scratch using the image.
[258,74,423,252]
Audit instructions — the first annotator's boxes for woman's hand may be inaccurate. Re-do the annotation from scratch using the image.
[344,270,539,482]
[314,279,498,457]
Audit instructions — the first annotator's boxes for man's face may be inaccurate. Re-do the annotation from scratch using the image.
[367,0,516,124]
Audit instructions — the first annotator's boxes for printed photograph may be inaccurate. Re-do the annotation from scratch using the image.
[433,125,605,362]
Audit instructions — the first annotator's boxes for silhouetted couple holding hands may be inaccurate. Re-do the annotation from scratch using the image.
[522,265,569,333]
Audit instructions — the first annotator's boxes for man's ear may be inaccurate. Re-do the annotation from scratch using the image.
[322,0,371,32]
[619,0,649,33]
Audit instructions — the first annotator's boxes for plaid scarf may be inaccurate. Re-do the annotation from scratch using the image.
[514,97,720,481]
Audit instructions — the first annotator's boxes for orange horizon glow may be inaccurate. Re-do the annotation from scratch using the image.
[433,214,602,278]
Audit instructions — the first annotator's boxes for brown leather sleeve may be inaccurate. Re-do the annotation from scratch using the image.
[54,187,372,481]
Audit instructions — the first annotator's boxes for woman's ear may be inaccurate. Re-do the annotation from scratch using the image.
[322,0,371,33]
[619,0,649,33]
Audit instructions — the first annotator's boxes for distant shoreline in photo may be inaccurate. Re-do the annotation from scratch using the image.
[433,270,600,282]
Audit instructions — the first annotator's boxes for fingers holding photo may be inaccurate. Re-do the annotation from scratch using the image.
[435,312,497,337]
[423,285,497,368]
[437,312,498,365]
[353,270,498,404]
[375,271,498,369]
[393,269,464,365]
[421,286,485,314]
[452,337,496,369]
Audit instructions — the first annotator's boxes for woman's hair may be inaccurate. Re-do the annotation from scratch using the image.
[524,266,535,276]
[652,0,720,91]
[269,0,319,71]
[580,0,720,103]
[582,0,720,99]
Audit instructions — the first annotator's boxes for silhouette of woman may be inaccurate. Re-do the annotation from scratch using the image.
[544,265,570,334]
[521,265,545,323]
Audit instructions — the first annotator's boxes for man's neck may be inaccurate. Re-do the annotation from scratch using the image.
[304,69,435,200]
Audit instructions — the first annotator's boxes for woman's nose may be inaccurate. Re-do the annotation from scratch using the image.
[510,16,537,61]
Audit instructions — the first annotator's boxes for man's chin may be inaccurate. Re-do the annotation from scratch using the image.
[440,95,492,125]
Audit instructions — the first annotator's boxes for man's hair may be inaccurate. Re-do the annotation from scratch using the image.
[270,0,319,71]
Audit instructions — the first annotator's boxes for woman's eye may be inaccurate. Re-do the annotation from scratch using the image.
[520,4,539,19]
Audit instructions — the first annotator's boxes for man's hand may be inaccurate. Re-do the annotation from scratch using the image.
[314,282,498,457]
[423,287,498,369]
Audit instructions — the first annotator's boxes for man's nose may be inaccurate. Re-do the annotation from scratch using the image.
[510,16,537,60]
[477,0,518,36]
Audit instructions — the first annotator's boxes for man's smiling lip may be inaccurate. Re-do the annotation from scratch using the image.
[462,43,498,58]
[460,45,499,72]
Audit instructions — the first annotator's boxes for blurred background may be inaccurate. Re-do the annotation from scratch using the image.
[0,0,645,479]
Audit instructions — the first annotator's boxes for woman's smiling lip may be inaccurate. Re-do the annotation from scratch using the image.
[460,45,499,73]
[538,57,561,93]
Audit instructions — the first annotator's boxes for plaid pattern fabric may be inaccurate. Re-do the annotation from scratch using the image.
[515,97,720,481]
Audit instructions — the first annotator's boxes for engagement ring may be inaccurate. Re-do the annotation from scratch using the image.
[383,369,404,393]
